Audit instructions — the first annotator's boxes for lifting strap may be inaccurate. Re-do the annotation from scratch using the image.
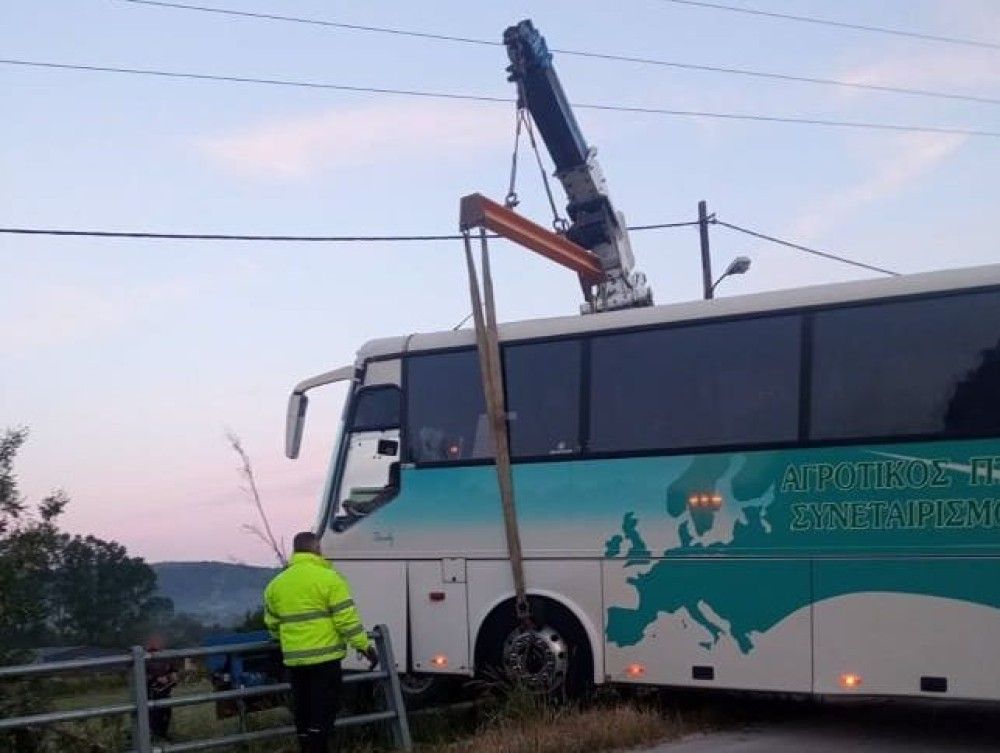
[462,228,531,624]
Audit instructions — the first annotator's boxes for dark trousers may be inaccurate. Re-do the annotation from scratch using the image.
[289,659,342,753]
[148,686,173,739]
[149,706,171,739]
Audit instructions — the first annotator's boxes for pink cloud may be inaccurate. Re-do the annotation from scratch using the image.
[198,100,513,179]
[788,131,966,241]
[839,51,1000,94]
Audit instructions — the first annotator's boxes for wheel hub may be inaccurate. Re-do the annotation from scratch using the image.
[502,626,568,692]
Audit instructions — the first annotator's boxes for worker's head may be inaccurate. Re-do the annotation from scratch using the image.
[292,531,322,555]
[146,633,165,653]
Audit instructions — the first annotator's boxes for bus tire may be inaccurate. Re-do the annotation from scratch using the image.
[475,595,594,701]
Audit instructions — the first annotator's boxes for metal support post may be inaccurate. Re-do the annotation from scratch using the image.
[236,693,248,753]
[374,625,412,751]
[699,200,713,300]
[131,645,152,753]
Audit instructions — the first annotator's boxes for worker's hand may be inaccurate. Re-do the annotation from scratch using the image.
[363,646,379,670]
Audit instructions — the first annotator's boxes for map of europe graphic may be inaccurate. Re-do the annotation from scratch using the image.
[604,453,786,654]
[602,448,1000,655]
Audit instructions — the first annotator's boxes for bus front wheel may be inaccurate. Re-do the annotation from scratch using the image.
[476,596,593,700]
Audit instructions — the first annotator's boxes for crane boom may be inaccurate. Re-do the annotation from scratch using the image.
[503,19,653,313]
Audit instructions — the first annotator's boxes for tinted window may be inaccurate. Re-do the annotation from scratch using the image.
[589,316,801,452]
[505,339,582,457]
[811,291,1000,440]
[406,350,490,462]
[350,386,401,431]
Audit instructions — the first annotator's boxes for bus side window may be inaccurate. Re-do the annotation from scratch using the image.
[406,340,584,463]
[810,291,1000,440]
[504,339,582,457]
[588,316,801,453]
[406,350,491,463]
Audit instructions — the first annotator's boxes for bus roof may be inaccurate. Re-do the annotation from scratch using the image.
[358,262,1000,362]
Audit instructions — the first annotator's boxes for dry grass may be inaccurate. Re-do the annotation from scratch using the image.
[32,675,720,753]
[425,702,685,753]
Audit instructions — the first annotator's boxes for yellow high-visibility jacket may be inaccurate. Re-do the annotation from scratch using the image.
[264,552,371,666]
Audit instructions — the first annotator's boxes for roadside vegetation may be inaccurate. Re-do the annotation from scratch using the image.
[10,670,723,753]
[424,699,692,753]
[0,426,288,752]
[0,425,715,753]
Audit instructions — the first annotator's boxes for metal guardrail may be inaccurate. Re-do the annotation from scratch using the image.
[0,624,411,752]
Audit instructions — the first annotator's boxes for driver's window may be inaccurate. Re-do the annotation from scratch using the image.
[333,386,402,529]
[350,386,401,432]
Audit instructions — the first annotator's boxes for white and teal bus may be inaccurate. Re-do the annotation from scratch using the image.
[286,263,1000,701]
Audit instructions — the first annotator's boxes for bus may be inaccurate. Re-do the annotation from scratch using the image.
[286,263,1000,702]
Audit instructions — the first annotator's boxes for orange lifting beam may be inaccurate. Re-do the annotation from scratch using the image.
[459,193,604,286]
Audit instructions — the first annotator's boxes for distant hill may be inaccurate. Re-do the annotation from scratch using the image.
[153,561,279,626]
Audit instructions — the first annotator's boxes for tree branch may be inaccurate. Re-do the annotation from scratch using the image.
[226,432,287,567]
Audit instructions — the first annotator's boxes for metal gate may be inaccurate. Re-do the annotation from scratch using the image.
[0,624,411,752]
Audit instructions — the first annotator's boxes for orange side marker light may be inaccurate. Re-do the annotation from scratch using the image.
[840,673,862,689]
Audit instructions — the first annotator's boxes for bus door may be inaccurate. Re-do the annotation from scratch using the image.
[333,380,401,523]
[331,363,408,671]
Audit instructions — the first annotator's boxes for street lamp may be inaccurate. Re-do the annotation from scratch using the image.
[709,256,752,296]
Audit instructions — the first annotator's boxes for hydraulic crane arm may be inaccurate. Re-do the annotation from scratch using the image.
[503,19,653,313]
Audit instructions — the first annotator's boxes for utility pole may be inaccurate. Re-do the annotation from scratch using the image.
[698,200,713,300]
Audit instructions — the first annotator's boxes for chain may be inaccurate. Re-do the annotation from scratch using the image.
[504,107,524,209]
[504,87,569,233]
[523,114,569,233]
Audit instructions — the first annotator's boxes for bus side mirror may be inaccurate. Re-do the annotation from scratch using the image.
[284,364,355,460]
[285,392,308,459]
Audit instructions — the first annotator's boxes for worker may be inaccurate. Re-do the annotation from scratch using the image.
[145,635,179,741]
[264,531,378,753]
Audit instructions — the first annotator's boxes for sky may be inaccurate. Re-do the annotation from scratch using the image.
[1,0,998,564]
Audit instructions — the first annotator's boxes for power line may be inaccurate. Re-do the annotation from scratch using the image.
[567,102,998,138]
[557,50,1000,107]
[120,0,1000,106]
[5,58,999,139]
[659,0,1000,51]
[1,221,902,277]
[0,59,511,104]
[121,0,500,48]
[0,228,471,242]
[713,219,899,276]
[625,220,701,230]
[0,221,696,242]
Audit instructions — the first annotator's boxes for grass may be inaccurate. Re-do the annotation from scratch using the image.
[420,702,689,753]
[17,675,297,753]
[15,675,723,753]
